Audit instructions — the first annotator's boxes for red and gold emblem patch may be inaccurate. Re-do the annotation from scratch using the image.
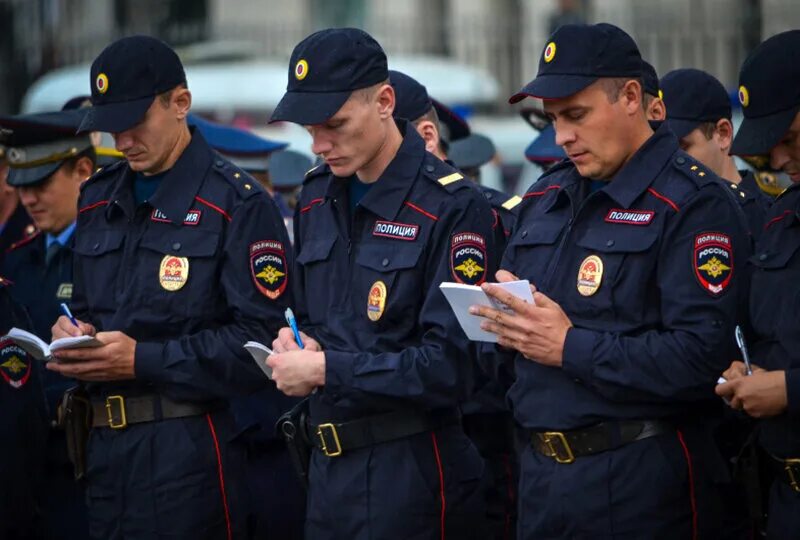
[694,233,733,296]
[543,42,557,63]
[159,255,189,291]
[250,241,288,299]
[295,59,309,81]
[577,255,603,296]
[0,339,31,389]
[96,73,109,94]
[367,280,387,322]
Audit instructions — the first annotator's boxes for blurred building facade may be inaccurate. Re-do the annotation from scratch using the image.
[2,0,800,113]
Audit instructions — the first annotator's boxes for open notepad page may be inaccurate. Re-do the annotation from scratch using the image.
[6,327,102,361]
[244,341,274,379]
[439,280,534,343]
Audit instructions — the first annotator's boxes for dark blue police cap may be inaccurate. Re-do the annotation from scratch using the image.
[510,23,642,102]
[270,28,388,125]
[660,68,731,139]
[641,60,660,98]
[268,149,314,189]
[449,133,495,171]
[0,110,93,186]
[525,124,566,164]
[389,69,470,143]
[731,30,800,156]
[78,35,186,134]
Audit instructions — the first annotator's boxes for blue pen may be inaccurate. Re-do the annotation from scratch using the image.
[60,303,79,328]
[285,308,304,349]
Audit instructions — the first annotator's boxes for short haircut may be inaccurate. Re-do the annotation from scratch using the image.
[352,80,390,103]
[157,82,189,108]
[695,121,718,141]
[599,77,646,110]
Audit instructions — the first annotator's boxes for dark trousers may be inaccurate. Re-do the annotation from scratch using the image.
[766,479,800,540]
[305,424,487,539]
[85,411,247,540]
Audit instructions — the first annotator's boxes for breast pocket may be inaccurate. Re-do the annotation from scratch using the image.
[138,228,222,317]
[354,242,424,330]
[566,227,659,320]
[749,232,800,335]
[295,235,337,325]
[72,229,125,311]
[504,222,564,283]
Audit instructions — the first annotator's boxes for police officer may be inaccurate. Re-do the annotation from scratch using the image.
[0,277,47,540]
[0,149,34,260]
[267,28,493,539]
[472,23,749,538]
[641,60,666,121]
[0,107,96,539]
[717,29,800,538]
[661,68,772,236]
[390,68,519,539]
[188,112,307,538]
[47,35,293,539]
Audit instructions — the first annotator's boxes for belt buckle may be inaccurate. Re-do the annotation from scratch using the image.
[105,395,127,429]
[784,458,800,493]
[540,431,575,464]
[316,423,342,457]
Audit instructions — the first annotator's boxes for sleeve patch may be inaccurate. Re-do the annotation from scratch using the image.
[450,232,487,285]
[250,240,288,299]
[694,232,733,296]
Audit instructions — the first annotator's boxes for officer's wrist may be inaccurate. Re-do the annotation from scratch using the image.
[314,351,327,386]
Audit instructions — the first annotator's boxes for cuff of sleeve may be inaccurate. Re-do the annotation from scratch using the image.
[323,350,355,400]
[134,341,166,383]
[561,327,596,383]
[785,369,800,415]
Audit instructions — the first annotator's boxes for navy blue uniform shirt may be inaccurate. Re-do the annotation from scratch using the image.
[294,121,497,422]
[725,169,773,238]
[502,124,750,430]
[749,182,800,457]
[72,129,292,402]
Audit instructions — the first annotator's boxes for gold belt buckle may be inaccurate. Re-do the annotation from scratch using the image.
[316,423,342,457]
[105,395,127,429]
[784,458,800,493]
[540,431,575,464]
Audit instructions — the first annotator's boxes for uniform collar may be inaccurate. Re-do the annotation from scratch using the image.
[106,127,212,223]
[736,169,761,202]
[601,122,678,209]
[324,120,423,221]
[45,221,76,249]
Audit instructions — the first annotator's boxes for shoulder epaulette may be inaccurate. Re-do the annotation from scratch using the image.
[5,229,41,254]
[212,158,262,199]
[671,153,716,187]
[501,195,523,211]
[81,158,125,192]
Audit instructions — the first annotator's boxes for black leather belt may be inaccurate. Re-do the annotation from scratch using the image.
[91,393,210,429]
[769,454,800,493]
[531,420,672,464]
[307,409,460,457]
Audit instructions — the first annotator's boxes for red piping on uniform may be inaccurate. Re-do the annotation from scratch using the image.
[647,188,680,213]
[5,230,40,253]
[404,201,439,221]
[523,185,560,199]
[206,414,233,540]
[195,196,232,222]
[431,432,446,540]
[764,210,792,230]
[677,430,698,540]
[300,197,324,214]
[78,200,109,213]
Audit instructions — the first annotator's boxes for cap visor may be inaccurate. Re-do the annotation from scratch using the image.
[269,91,351,125]
[431,99,470,142]
[664,118,700,140]
[731,105,800,156]
[7,161,62,187]
[77,96,154,134]
[510,75,598,103]
[449,134,495,170]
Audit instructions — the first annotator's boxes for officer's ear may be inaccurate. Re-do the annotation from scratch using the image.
[715,118,734,152]
[375,83,395,120]
[172,87,192,121]
[415,120,441,155]
[620,79,644,116]
[646,97,666,122]
[71,156,94,183]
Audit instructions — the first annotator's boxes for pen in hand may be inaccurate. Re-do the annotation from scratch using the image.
[60,303,80,329]
[285,308,304,349]
[734,325,753,376]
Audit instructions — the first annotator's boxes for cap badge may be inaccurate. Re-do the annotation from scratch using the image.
[738,85,749,108]
[543,42,557,63]
[295,59,309,81]
[96,73,109,94]
[159,255,189,291]
[577,255,603,296]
